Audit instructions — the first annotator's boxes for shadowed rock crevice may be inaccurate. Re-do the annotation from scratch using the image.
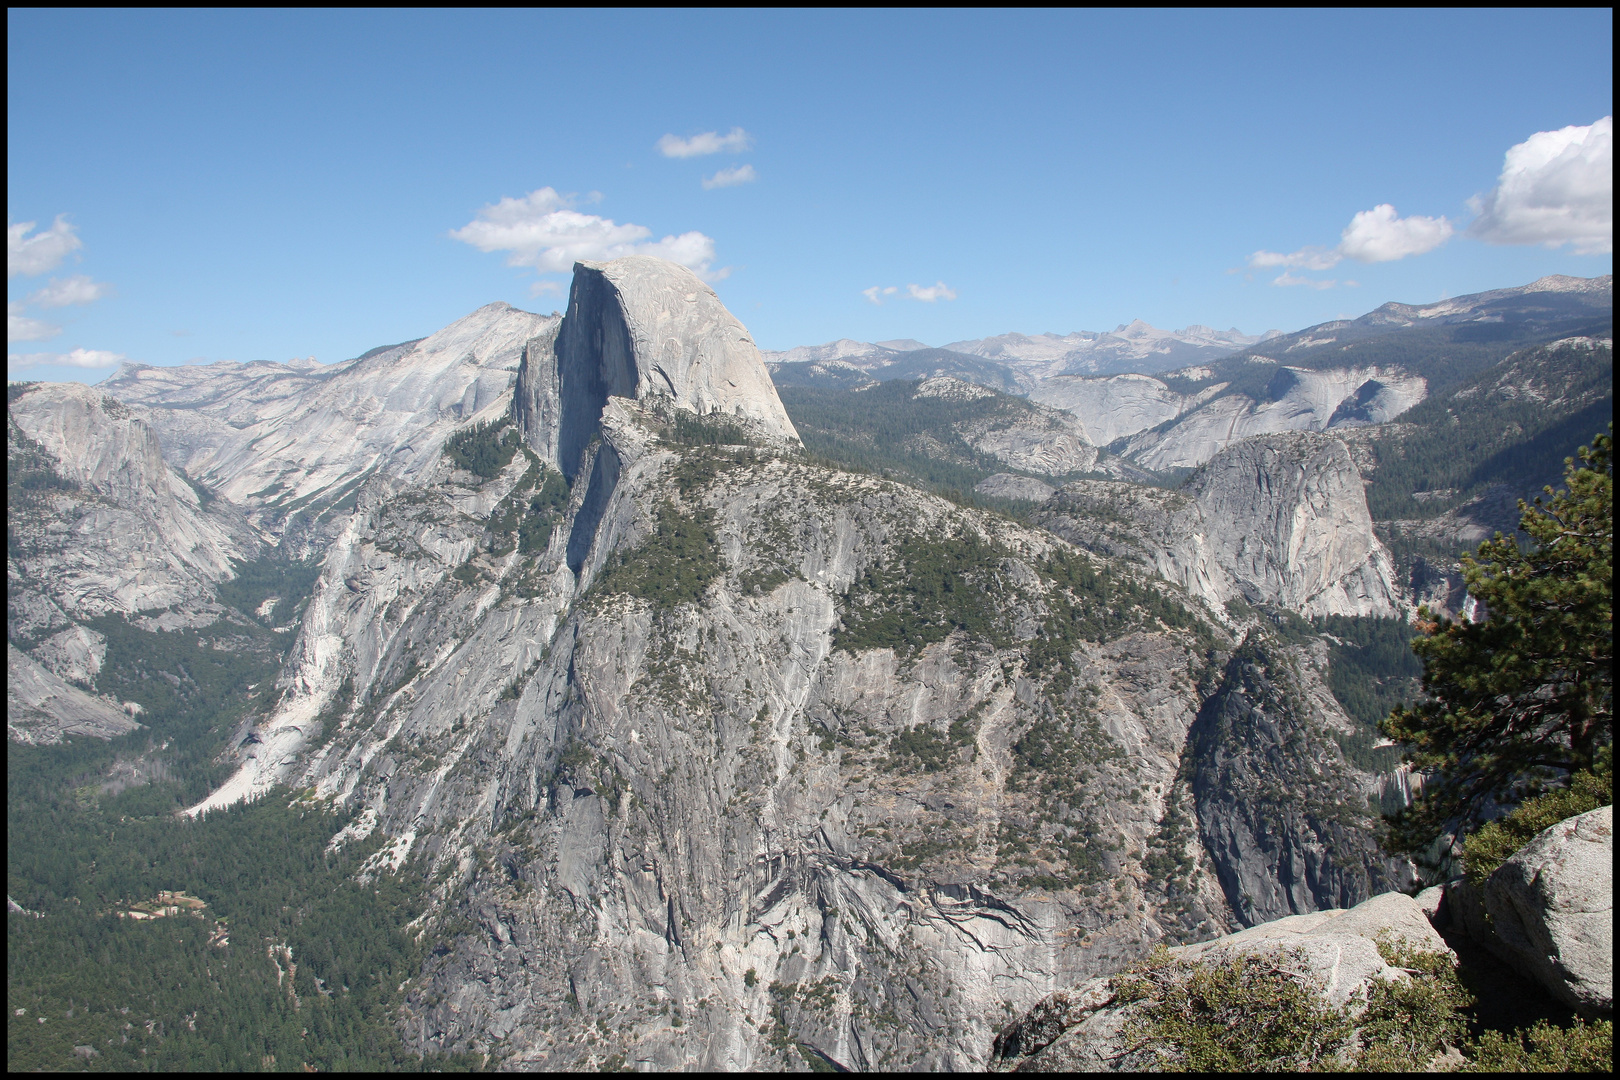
[565,440,621,575]
[556,266,639,482]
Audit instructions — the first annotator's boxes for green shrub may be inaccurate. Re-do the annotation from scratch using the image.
[518,464,569,553]
[1114,938,1474,1072]
[666,412,752,447]
[887,718,974,773]
[1462,745,1612,887]
[1116,946,1357,1071]
[1354,938,1473,1071]
[1463,1017,1614,1072]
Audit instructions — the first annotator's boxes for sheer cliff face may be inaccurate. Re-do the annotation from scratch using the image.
[519,256,800,484]
[1038,432,1400,619]
[1190,642,1413,926]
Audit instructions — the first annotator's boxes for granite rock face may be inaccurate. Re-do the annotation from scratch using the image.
[990,890,1450,1072]
[1028,365,1425,471]
[1038,432,1400,619]
[1481,805,1613,1016]
[1183,433,1399,617]
[975,474,1057,503]
[212,424,1394,1067]
[1187,640,1414,927]
[553,257,799,469]
[101,302,554,552]
[8,643,141,745]
[8,382,258,618]
[8,383,263,740]
[203,411,1244,1066]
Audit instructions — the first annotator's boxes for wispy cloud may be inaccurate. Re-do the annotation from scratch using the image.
[657,127,753,158]
[1469,116,1612,254]
[1248,246,1342,271]
[528,280,565,298]
[1249,203,1453,287]
[702,164,757,190]
[8,309,61,342]
[864,282,958,304]
[450,186,723,280]
[8,216,83,278]
[25,273,112,308]
[907,281,958,302]
[8,222,117,347]
[1272,270,1341,290]
[7,347,126,369]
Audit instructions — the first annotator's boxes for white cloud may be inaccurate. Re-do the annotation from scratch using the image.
[1339,204,1453,262]
[1468,116,1612,254]
[702,164,758,190]
[8,216,83,278]
[528,280,565,298]
[25,274,112,308]
[863,282,957,304]
[907,281,958,302]
[1272,270,1340,290]
[657,127,753,158]
[7,347,126,369]
[8,310,62,342]
[1248,246,1341,271]
[450,187,722,279]
[1249,203,1454,286]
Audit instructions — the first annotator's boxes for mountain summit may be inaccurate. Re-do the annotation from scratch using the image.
[517,256,799,479]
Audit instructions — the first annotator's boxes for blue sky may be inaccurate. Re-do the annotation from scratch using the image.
[8,9,1613,383]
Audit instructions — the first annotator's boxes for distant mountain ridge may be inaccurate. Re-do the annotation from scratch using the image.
[763,320,1279,385]
[764,274,1611,391]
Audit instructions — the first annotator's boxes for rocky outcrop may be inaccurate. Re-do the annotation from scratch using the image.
[8,643,140,745]
[990,890,1450,1071]
[1184,433,1399,616]
[1039,432,1400,619]
[550,256,800,474]
[975,474,1057,503]
[1455,806,1613,1016]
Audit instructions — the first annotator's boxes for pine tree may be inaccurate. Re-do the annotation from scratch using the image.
[1382,425,1612,859]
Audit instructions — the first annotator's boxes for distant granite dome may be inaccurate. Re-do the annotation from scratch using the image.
[516,255,798,479]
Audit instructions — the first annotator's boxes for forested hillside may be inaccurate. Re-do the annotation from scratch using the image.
[1363,338,1613,521]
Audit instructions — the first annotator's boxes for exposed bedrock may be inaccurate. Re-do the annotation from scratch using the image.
[1189,641,1414,927]
[519,255,801,484]
[1038,431,1400,618]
